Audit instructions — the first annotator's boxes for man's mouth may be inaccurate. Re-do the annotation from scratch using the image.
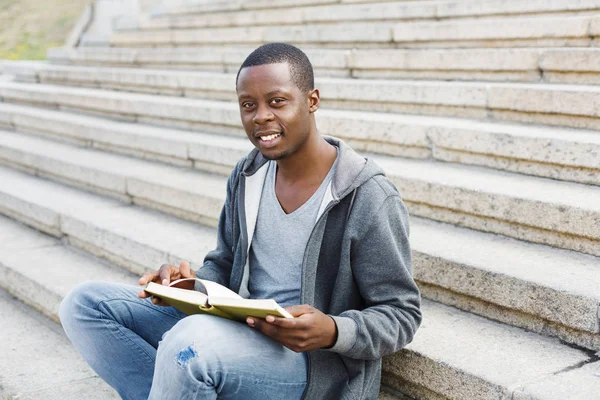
[257,132,281,142]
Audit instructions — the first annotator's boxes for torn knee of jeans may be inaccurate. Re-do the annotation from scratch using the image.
[176,344,197,368]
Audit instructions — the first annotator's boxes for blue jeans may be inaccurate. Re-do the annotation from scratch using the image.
[59,281,307,400]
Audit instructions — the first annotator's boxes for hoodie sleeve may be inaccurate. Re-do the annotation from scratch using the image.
[194,159,244,288]
[326,194,422,360]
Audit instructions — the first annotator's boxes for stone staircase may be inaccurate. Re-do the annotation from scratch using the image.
[1,0,600,399]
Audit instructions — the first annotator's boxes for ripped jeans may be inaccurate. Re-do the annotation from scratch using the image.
[59,281,307,400]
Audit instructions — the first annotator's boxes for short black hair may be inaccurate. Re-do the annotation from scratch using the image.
[235,43,315,93]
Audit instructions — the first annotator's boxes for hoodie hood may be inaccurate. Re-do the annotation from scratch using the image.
[242,135,385,201]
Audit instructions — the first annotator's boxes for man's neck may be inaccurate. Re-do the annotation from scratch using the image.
[275,136,337,186]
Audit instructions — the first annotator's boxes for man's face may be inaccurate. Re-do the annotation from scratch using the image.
[236,62,317,161]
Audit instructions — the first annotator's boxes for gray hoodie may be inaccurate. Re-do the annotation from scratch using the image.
[196,136,422,400]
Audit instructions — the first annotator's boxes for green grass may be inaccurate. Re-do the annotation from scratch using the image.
[0,32,61,60]
[0,0,93,60]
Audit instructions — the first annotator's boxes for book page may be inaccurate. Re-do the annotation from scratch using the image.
[144,282,236,318]
[168,277,241,299]
[201,280,243,299]
[144,282,209,307]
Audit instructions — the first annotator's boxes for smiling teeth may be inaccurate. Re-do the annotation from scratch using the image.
[260,134,280,141]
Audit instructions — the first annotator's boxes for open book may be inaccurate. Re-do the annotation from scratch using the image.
[144,278,293,321]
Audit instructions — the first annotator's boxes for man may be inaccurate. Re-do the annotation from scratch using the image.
[60,42,421,400]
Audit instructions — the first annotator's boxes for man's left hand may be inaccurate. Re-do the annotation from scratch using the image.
[246,305,338,352]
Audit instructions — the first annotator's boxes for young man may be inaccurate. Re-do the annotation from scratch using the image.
[60,43,421,400]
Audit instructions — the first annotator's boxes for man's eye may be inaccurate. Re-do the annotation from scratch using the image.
[270,98,285,105]
[242,102,254,108]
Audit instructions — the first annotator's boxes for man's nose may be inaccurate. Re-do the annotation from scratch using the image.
[252,103,274,124]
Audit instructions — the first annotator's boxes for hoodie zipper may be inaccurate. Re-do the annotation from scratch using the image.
[299,187,357,400]
[299,199,339,400]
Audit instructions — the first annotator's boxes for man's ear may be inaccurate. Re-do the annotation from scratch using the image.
[308,88,320,113]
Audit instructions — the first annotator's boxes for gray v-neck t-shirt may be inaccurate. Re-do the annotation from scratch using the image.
[248,155,338,307]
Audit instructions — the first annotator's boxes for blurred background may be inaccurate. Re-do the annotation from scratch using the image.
[0,0,93,60]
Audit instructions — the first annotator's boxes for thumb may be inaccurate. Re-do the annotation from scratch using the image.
[284,304,313,317]
[179,261,195,278]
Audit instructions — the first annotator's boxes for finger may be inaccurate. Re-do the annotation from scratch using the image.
[284,304,314,317]
[247,317,280,338]
[138,289,151,299]
[138,270,158,285]
[150,296,170,306]
[179,261,195,278]
[158,264,174,285]
[265,315,299,328]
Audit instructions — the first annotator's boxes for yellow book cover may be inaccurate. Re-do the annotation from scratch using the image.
[144,278,293,321]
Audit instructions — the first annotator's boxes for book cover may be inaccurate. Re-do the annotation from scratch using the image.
[144,279,293,321]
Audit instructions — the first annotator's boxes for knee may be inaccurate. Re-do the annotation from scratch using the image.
[158,315,229,365]
[158,315,253,373]
[59,281,109,330]
[159,314,207,350]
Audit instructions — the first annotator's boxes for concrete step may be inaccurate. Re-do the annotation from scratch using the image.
[0,212,131,399]
[0,214,137,324]
[350,47,600,85]
[0,288,119,399]
[8,67,600,132]
[540,48,600,85]
[3,213,595,400]
[1,98,600,188]
[0,128,226,227]
[46,46,353,78]
[0,129,599,350]
[2,271,596,400]
[375,153,600,258]
[0,163,598,352]
[393,14,599,49]
[108,21,396,49]
[0,102,253,174]
[384,299,598,400]
[0,165,216,277]
[144,0,438,29]
[160,0,600,20]
[46,46,600,84]
[108,15,600,49]
[142,0,600,30]
[0,128,599,257]
[17,61,600,131]
[512,360,600,400]
[412,218,600,351]
[1,81,599,186]
[161,0,393,16]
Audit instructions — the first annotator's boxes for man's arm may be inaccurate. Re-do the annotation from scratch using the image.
[326,195,421,360]
[137,159,245,301]
[193,159,245,287]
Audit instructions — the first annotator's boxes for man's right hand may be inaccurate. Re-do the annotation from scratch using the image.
[138,261,196,306]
